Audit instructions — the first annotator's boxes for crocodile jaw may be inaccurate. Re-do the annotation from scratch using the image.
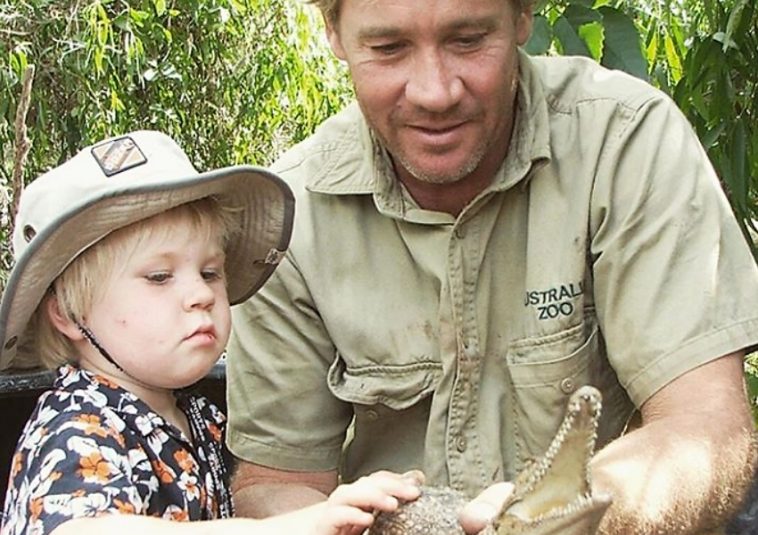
[368,385,612,535]
[492,385,612,535]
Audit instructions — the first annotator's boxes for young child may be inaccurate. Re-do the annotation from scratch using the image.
[0,131,421,535]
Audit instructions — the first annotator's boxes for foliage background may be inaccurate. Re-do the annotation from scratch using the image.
[0,0,353,292]
[0,0,756,418]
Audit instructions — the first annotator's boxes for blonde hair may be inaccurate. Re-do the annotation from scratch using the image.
[34,197,238,369]
[309,0,534,25]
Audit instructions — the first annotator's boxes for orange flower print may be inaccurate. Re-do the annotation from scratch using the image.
[93,375,121,389]
[75,414,108,438]
[173,449,196,473]
[10,452,23,477]
[207,423,222,442]
[178,472,200,501]
[111,430,126,448]
[152,459,176,484]
[29,497,43,521]
[78,452,112,482]
[114,499,136,514]
[168,508,189,521]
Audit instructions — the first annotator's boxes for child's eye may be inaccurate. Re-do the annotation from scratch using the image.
[145,272,171,284]
[201,269,223,282]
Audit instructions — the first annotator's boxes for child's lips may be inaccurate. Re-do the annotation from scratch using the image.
[186,326,217,343]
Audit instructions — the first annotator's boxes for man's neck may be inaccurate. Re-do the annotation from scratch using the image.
[398,169,497,217]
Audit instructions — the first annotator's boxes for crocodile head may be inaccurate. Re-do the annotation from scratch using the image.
[368,385,612,535]
[492,384,611,534]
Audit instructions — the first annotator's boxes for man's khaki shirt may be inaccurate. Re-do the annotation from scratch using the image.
[227,51,758,495]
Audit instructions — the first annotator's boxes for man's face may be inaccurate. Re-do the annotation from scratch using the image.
[327,0,532,185]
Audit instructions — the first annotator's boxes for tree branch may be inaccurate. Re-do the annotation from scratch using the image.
[11,64,35,228]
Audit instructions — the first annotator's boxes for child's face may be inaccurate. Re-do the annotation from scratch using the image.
[78,217,231,390]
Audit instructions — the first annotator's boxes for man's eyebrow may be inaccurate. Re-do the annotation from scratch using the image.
[444,16,499,33]
[357,25,404,41]
[357,16,499,41]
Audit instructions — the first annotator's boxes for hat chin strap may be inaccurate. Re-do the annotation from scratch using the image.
[75,321,125,373]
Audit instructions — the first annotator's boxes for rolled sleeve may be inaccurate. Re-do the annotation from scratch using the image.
[226,251,353,471]
[591,93,758,405]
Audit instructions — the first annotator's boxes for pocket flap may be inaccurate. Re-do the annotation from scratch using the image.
[327,356,440,410]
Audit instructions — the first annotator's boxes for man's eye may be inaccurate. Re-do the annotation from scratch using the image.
[146,272,171,284]
[371,42,405,56]
[454,33,486,48]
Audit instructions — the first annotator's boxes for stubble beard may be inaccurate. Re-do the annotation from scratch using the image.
[375,102,505,186]
[392,140,489,185]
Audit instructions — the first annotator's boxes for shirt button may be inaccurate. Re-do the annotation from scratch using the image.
[560,377,576,394]
[461,340,476,358]
[456,436,467,452]
[454,227,466,239]
[365,409,379,421]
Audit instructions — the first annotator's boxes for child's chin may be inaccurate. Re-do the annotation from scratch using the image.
[172,364,218,389]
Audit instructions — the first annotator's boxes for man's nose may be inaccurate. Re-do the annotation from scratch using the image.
[404,49,463,112]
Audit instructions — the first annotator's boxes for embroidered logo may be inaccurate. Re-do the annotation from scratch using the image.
[524,282,584,320]
[91,136,147,177]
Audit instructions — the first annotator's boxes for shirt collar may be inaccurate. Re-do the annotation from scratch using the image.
[304,50,552,212]
[55,364,225,437]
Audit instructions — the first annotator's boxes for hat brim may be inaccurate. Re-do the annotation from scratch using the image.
[0,165,294,370]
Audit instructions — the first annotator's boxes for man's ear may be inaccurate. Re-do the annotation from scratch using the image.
[325,18,347,60]
[516,6,534,46]
[45,295,84,341]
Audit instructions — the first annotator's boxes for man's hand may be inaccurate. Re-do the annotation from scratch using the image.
[591,352,756,533]
[458,482,515,533]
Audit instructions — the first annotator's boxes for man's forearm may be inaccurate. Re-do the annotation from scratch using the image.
[591,418,757,534]
[232,481,329,518]
[229,461,338,518]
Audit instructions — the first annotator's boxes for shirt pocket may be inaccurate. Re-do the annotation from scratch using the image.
[505,319,632,467]
[327,354,441,481]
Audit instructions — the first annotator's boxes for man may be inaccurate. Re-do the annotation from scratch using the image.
[226,0,758,532]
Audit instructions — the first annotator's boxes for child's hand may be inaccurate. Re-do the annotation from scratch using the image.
[313,469,424,535]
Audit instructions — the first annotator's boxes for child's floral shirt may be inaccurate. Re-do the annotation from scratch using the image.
[1,365,231,535]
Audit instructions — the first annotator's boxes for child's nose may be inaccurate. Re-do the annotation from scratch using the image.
[185,277,216,310]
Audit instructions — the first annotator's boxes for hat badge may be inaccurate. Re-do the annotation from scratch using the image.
[91,136,148,177]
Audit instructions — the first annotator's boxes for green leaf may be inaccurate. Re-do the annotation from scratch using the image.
[525,15,552,55]
[113,12,130,31]
[561,4,604,61]
[724,0,750,52]
[701,122,726,150]
[731,120,748,203]
[554,16,592,57]
[533,0,550,14]
[747,369,758,425]
[598,7,647,80]
[568,0,595,7]
[564,3,602,27]
[645,31,658,66]
[713,31,738,51]
[579,21,604,61]
[663,33,683,83]
[153,0,167,16]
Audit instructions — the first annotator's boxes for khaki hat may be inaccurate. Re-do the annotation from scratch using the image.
[0,130,294,370]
